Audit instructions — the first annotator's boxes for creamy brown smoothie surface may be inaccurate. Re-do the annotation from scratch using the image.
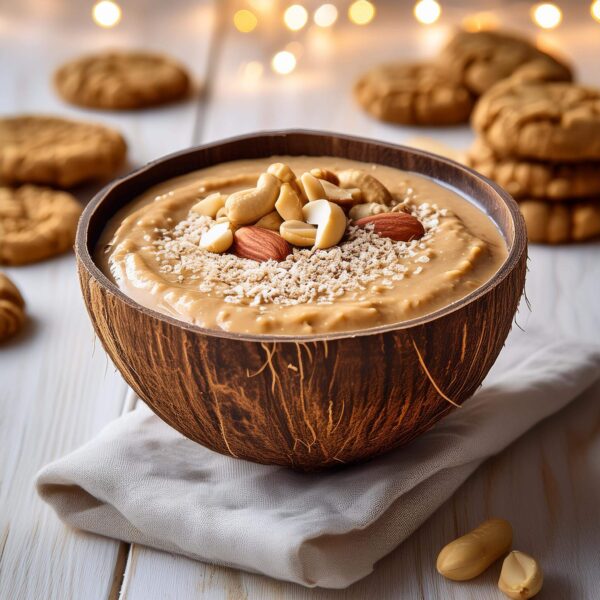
[97,156,507,335]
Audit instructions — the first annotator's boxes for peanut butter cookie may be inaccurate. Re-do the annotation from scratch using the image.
[437,30,572,96]
[0,116,126,188]
[354,62,474,125]
[467,138,600,200]
[0,272,26,341]
[519,199,600,244]
[0,185,82,265]
[54,51,191,110]
[472,81,600,161]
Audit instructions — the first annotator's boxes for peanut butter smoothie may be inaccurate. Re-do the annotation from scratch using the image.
[97,156,507,335]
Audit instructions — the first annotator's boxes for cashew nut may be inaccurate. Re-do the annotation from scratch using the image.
[190,192,227,218]
[256,210,283,232]
[309,168,339,186]
[267,162,296,183]
[225,173,280,225]
[349,202,390,221]
[436,518,513,581]
[280,220,317,247]
[337,169,393,205]
[302,199,347,249]
[215,206,228,219]
[200,221,233,253]
[321,180,362,207]
[275,183,304,221]
[498,551,543,599]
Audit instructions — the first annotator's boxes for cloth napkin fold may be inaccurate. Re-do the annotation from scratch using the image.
[36,328,600,589]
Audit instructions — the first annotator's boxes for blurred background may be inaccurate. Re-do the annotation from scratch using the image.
[3,0,600,165]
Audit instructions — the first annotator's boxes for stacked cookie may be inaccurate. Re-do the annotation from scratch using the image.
[469,80,600,243]
[355,30,572,126]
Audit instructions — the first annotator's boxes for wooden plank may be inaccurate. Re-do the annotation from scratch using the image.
[120,3,600,599]
[0,1,217,598]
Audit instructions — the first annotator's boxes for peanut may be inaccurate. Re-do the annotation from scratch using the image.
[225,173,280,225]
[436,518,513,581]
[190,192,227,218]
[302,199,347,249]
[280,220,317,247]
[200,221,233,254]
[300,173,326,201]
[498,551,543,599]
[275,183,304,221]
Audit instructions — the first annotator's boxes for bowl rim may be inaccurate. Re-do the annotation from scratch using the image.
[76,129,527,343]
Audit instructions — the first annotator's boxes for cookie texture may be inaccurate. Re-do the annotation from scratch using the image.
[0,116,126,188]
[0,185,82,265]
[54,51,191,110]
[354,62,474,125]
[437,30,572,96]
[472,81,600,162]
[519,199,600,244]
[0,272,26,341]
[467,138,600,200]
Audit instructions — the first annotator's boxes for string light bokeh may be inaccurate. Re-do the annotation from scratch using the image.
[413,0,442,25]
[89,2,599,77]
[92,0,121,28]
[531,3,562,29]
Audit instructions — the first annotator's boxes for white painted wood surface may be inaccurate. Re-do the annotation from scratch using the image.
[2,2,599,599]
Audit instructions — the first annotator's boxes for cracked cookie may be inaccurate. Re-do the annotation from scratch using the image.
[0,116,126,188]
[437,30,572,96]
[472,81,600,161]
[467,138,600,200]
[354,62,474,125]
[54,50,191,110]
[0,185,82,265]
[0,272,26,341]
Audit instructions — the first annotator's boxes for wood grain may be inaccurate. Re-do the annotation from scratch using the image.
[76,132,527,470]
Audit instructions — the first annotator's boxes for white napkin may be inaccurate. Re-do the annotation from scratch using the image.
[36,328,600,589]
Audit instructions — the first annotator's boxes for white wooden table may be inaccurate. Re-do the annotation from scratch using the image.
[1,1,599,598]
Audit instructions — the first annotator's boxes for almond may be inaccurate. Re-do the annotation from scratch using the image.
[353,212,425,242]
[232,226,292,262]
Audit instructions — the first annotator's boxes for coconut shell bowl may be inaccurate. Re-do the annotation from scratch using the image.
[76,131,527,471]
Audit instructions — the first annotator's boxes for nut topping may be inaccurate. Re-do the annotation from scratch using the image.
[232,226,292,262]
[225,173,280,225]
[302,199,347,249]
[280,220,318,247]
[275,182,304,221]
[190,192,226,218]
[200,221,233,254]
[354,212,425,242]
[337,169,393,204]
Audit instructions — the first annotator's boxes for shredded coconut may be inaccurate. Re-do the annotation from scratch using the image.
[150,202,442,306]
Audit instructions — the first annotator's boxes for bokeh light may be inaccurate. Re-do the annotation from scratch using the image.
[531,3,562,29]
[233,9,258,33]
[271,51,297,75]
[413,0,441,25]
[591,0,600,22]
[284,4,309,31]
[314,4,338,28]
[348,1,375,26]
[92,0,122,28]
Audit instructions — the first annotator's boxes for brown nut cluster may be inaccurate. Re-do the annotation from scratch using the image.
[198,163,425,262]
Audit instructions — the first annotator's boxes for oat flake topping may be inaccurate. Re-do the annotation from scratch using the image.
[151,202,445,306]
